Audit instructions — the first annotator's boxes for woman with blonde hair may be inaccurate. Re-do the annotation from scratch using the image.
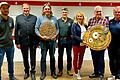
[71,12,87,80]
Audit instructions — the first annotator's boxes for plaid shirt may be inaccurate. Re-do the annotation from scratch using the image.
[88,17,109,28]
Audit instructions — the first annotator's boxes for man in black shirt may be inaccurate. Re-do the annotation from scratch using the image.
[15,3,39,80]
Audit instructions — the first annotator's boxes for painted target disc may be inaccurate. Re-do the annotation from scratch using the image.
[83,25,111,51]
[39,22,56,40]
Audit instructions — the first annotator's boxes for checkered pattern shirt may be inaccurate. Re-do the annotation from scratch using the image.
[88,17,109,28]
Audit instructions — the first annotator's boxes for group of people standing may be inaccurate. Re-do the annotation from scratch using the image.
[0,1,120,80]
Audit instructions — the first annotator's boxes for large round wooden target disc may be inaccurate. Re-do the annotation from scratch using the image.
[83,25,111,51]
[39,22,56,40]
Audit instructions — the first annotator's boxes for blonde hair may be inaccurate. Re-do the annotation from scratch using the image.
[74,12,86,25]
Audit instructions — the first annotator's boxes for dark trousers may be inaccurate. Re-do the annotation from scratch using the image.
[90,49,105,75]
[40,41,56,74]
[21,44,36,74]
[108,45,120,77]
[58,40,72,71]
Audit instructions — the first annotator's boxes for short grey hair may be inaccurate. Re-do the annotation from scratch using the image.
[94,5,102,11]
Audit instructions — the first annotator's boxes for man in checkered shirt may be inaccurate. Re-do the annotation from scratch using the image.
[88,6,109,79]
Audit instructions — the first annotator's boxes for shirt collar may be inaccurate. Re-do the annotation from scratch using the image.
[61,17,68,22]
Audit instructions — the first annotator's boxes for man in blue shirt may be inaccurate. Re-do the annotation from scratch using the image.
[108,6,120,80]
[35,3,59,80]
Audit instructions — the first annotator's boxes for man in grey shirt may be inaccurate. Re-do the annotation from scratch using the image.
[0,2,15,80]
[57,8,73,77]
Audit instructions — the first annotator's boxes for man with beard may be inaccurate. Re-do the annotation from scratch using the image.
[0,2,15,80]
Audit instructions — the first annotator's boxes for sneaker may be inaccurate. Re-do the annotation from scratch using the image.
[67,70,73,76]
[78,70,81,76]
[75,73,82,80]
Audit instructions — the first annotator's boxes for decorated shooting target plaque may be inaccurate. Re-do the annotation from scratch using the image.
[39,22,56,40]
[83,25,111,51]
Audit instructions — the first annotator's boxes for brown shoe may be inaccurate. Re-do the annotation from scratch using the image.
[67,70,73,76]
[57,71,63,77]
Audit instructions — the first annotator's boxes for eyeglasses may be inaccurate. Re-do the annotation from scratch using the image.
[115,11,120,14]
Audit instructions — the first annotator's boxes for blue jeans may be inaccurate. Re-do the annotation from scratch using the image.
[0,46,14,80]
[40,40,56,74]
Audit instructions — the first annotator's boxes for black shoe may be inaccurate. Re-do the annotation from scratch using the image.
[40,72,46,80]
[67,70,73,76]
[57,71,63,77]
[89,73,99,78]
[115,75,120,79]
[24,73,29,79]
[31,73,36,80]
[51,73,57,79]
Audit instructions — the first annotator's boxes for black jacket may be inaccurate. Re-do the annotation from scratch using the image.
[15,14,39,46]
